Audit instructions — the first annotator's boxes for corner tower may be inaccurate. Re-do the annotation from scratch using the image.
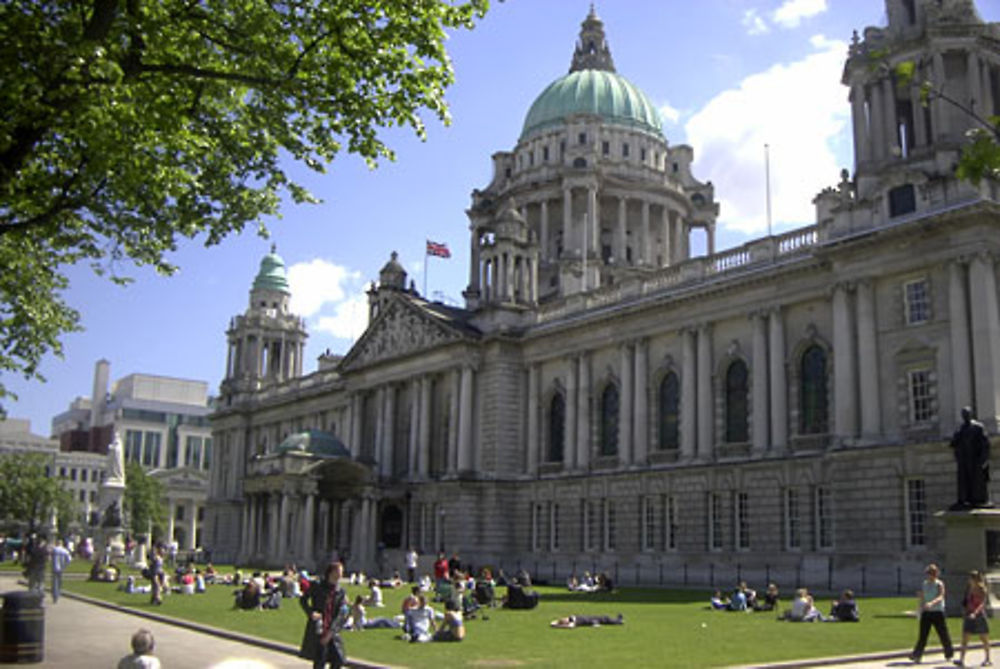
[221,245,308,400]
[464,7,717,309]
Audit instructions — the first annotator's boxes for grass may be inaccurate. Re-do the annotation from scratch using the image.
[60,578,959,668]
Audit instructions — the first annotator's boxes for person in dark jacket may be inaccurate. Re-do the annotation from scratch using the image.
[299,562,348,669]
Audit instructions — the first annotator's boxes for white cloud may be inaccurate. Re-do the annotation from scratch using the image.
[287,258,363,317]
[742,9,769,36]
[659,101,681,125]
[683,35,849,234]
[287,258,369,344]
[772,0,828,28]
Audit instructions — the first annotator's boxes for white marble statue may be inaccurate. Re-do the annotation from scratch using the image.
[106,431,125,484]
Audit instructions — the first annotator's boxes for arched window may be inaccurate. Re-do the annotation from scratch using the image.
[800,346,828,434]
[600,384,619,456]
[658,372,680,450]
[725,360,749,443]
[548,394,565,462]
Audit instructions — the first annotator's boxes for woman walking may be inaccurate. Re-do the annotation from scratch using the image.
[911,563,955,664]
[956,570,991,667]
[300,562,348,669]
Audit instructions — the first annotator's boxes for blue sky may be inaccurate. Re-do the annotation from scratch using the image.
[8,1,1000,436]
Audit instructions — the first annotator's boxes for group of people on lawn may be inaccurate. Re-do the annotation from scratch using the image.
[708,581,857,622]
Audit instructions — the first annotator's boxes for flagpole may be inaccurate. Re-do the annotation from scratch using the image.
[765,143,773,237]
[424,243,429,297]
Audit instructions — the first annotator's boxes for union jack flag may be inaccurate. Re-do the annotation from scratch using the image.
[426,240,451,258]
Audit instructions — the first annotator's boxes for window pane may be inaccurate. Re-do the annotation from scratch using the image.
[725,361,749,442]
[659,373,680,450]
[600,385,619,456]
[800,346,829,434]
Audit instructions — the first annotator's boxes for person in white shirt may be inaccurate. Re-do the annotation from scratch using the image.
[116,629,161,669]
[405,547,418,583]
[50,540,71,603]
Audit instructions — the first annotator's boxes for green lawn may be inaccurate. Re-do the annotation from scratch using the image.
[61,578,954,668]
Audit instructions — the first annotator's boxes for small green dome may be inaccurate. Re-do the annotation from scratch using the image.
[252,247,290,293]
[276,430,351,458]
[520,69,664,141]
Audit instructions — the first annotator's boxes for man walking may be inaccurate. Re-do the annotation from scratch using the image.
[50,539,71,603]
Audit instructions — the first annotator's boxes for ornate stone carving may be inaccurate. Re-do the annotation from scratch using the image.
[345,300,462,370]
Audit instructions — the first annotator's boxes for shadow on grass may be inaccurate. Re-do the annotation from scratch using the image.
[536,588,707,605]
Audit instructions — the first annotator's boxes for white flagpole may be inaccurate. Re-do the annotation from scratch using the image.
[424,244,429,297]
[765,144,773,237]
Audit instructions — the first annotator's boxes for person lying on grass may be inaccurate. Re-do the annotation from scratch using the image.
[550,614,625,628]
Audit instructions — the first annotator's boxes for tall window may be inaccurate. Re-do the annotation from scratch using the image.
[904,278,930,324]
[906,479,927,547]
[784,489,801,550]
[125,430,143,464]
[734,492,750,550]
[658,373,680,450]
[202,438,212,471]
[665,495,678,550]
[531,503,543,551]
[143,431,162,467]
[816,486,834,549]
[642,496,657,551]
[708,492,722,550]
[585,500,600,551]
[909,369,933,423]
[600,384,620,456]
[800,346,829,434]
[184,436,203,469]
[725,361,749,442]
[551,503,560,551]
[548,394,566,462]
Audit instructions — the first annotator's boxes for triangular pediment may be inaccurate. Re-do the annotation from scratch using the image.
[341,296,471,371]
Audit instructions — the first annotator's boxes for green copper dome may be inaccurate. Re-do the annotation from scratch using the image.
[252,246,290,293]
[520,69,664,141]
[276,430,351,458]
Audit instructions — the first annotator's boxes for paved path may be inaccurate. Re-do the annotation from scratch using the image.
[1,574,306,668]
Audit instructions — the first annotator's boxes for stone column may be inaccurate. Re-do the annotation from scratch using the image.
[969,253,1000,429]
[932,53,946,141]
[619,344,634,462]
[526,364,540,474]
[188,502,197,550]
[270,495,280,562]
[681,329,697,459]
[641,201,651,265]
[617,197,627,264]
[278,493,289,560]
[577,354,591,468]
[458,366,474,472]
[540,200,549,261]
[241,500,250,562]
[882,79,897,158]
[752,312,769,455]
[468,226,480,297]
[350,394,363,458]
[659,207,670,267]
[768,307,788,453]
[449,371,460,474]
[383,385,395,477]
[408,380,420,476]
[167,500,176,546]
[697,325,713,459]
[418,377,431,477]
[832,283,858,441]
[870,81,885,159]
[587,185,599,256]
[562,186,572,257]
[374,387,385,473]
[969,53,983,118]
[303,492,315,565]
[856,280,881,438]
[566,357,578,469]
[634,338,649,464]
[950,260,974,413]
[851,84,871,163]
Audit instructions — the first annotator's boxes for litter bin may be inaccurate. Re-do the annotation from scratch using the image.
[0,591,44,663]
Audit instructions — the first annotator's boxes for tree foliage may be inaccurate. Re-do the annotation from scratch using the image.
[0,452,77,535]
[0,0,489,403]
[124,460,166,540]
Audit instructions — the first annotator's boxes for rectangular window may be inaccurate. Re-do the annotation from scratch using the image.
[89,490,95,503]
[543,146,549,162]
[125,430,143,464]
[785,489,801,550]
[175,505,185,521]
[708,492,722,551]
[59,467,66,478]
[734,492,750,550]
[909,369,933,423]
[622,143,630,158]
[70,468,77,481]
[906,478,927,547]
[185,436,203,469]
[202,439,212,471]
[816,486,834,549]
[640,148,647,161]
[605,499,616,551]
[578,132,587,145]
[602,141,610,155]
[551,503,560,551]
[80,469,87,482]
[904,279,930,324]
[79,490,85,502]
[642,496,656,551]
[665,495,678,551]
[531,503,542,551]
[144,431,162,467]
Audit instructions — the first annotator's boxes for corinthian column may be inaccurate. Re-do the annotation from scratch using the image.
[696,325,713,459]
[577,354,591,468]
[633,339,649,465]
[681,329,697,459]
[458,366,475,472]
[832,283,858,442]
[768,307,787,453]
[970,253,1000,430]
[619,344,634,462]
[856,280,881,439]
[751,312,769,455]
[526,364,540,474]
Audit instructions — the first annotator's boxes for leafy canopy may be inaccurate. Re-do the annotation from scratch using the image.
[124,460,166,540]
[0,452,77,535]
[0,0,489,403]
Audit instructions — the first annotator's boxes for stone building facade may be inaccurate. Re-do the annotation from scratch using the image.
[207,2,1000,591]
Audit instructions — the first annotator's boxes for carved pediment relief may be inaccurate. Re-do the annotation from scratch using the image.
[342,299,465,371]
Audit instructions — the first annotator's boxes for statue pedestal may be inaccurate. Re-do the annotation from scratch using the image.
[935,508,1000,615]
[97,480,126,560]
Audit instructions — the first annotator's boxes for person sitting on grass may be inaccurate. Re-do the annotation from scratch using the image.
[550,614,625,629]
[503,577,539,610]
[234,579,262,610]
[828,589,860,622]
[739,581,758,609]
[784,587,824,622]
[404,594,437,642]
[729,586,748,611]
[710,589,730,610]
[433,600,466,642]
[754,583,780,611]
[364,580,384,608]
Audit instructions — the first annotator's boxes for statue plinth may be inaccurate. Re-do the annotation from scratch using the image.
[934,508,1000,615]
[97,479,126,560]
